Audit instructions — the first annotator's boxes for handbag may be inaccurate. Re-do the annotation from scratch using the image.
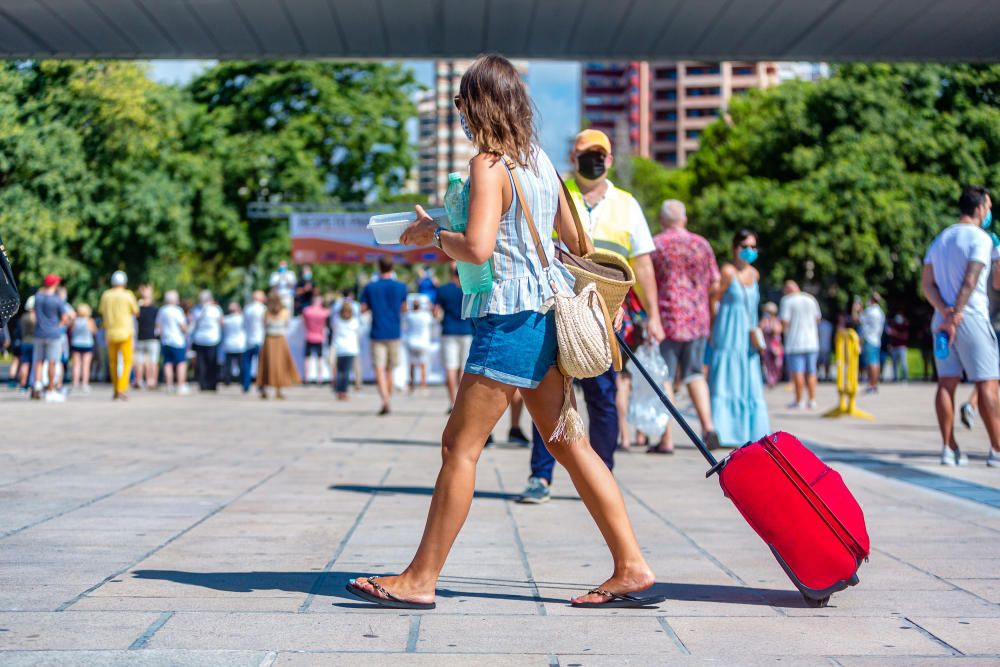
[0,233,19,328]
[504,156,625,443]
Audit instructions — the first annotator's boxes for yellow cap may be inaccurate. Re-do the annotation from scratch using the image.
[573,129,612,155]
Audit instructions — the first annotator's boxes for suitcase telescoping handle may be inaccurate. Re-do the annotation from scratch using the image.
[615,333,725,477]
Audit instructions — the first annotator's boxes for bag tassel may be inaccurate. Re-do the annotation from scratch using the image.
[549,375,586,444]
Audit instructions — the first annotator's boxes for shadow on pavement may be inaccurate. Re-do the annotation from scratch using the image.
[329,483,580,502]
[645,582,808,608]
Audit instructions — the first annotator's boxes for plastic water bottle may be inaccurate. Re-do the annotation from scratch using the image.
[934,330,950,360]
[444,172,492,294]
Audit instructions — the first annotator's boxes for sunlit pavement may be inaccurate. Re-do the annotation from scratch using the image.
[1,378,999,665]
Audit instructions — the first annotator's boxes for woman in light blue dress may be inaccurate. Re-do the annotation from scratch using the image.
[709,229,771,447]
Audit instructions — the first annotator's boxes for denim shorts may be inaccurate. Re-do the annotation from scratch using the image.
[786,351,818,375]
[861,342,881,366]
[161,344,187,366]
[465,310,557,389]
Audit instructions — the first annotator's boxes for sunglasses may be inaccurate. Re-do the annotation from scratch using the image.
[453,95,462,109]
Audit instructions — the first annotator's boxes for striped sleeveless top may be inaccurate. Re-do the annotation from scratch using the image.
[462,146,576,319]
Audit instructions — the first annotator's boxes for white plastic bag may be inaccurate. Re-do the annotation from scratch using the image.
[627,343,671,440]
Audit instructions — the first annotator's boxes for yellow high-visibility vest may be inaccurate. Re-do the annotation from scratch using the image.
[563,178,637,263]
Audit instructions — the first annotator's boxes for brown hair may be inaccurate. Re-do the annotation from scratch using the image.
[459,55,537,169]
[266,290,284,317]
[339,302,354,320]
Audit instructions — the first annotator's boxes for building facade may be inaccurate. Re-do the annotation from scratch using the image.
[417,59,528,203]
[582,61,780,168]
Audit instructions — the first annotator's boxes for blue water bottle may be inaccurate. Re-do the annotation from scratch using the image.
[934,330,950,360]
[443,172,492,294]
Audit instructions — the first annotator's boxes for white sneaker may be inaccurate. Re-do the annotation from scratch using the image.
[987,449,1000,468]
[44,391,66,403]
[178,384,191,395]
[787,401,806,409]
[942,446,969,466]
[807,400,818,410]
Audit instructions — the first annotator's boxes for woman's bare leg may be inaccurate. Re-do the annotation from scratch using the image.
[521,368,655,604]
[352,372,513,602]
[71,353,82,388]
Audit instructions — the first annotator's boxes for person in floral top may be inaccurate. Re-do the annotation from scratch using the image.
[650,200,722,452]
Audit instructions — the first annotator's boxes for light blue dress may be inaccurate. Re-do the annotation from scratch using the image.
[709,278,770,446]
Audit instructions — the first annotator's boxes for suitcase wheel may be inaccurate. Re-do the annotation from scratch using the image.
[802,594,830,608]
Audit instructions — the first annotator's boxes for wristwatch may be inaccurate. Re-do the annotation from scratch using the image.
[432,226,444,249]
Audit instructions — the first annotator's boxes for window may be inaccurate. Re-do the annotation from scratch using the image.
[655,151,677,164]
[686,130,700,139]
[686,65,721,76]
[655,110,677,121]
[654,89,677,101]
[732,66,755,77]
[686,108,719,119]
[686,86,720,97]
[654,131,677,142]
[655,67,677,80]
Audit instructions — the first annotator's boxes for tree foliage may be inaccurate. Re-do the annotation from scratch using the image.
[0,60,418,306]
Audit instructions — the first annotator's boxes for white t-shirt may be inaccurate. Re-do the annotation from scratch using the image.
[573,180,655,259]
[779,292,821,354]
[243,301,266,347]
[222,313,246,353]
[269,270,297,309]
[191,303,224,346]
[924,223,993,321]
[404,310,434,350]
[156,304,187,349]
[859,305,885,347]
[332,314,361,357]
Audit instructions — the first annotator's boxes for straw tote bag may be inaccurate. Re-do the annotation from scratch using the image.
[504,156,627,442]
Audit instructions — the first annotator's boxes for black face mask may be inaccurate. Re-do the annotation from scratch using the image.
[576,151,607,180]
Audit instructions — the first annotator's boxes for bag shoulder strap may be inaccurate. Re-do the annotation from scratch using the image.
[556,174,595,256]
[501,155,550,270]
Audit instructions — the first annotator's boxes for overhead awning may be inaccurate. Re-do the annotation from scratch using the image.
[0,0,996,62]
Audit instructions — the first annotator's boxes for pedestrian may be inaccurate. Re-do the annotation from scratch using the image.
[887,313,910,382]
[817,317,834,381]
[191,290,223,392]
[55,285,72,391]
[360,256,408,416]
[98,271,139,401]
[760,302,784,388]
[133,284,160,390]
[522,128,665,497]
[958,246,1000,428]
[157,290,190,395]
[257,289,300,399]
[6,315,20,389]
[242,290,266,393]
[648,199,720,454]
[294,264,315,315]
[922,185,1000,467]
[221,302,246,386]
[709,230,771,447]
[348,54,661,610]
[32,274,73,401]
[779,280,822,408]
[301,294,330,384]
[69,303,97,393]
[404,297,433,394]
[17,297,36,393]
[269,260,297,313]
[856,293,886,394]
[331,299,361,401]
[435,263,474,413]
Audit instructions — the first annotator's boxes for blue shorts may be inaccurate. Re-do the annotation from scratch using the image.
[161,344,187,366]
[786,351,818,375]
[861,343,881,366]
[465,310,558,389]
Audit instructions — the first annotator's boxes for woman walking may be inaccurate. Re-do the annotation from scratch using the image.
[331,300,361,400]
[256,290,300,399]
[346,55,662,610]
[709,230,771,447]
[70,303,97,392]
[404,298,433,394]
[759,302,784,388]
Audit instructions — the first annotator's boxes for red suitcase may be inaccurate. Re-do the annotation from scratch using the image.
[618,336,870,607]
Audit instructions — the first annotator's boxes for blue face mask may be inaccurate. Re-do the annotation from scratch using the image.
[982,210,993,230]
[739,247,759,264]
[460,112,473,141]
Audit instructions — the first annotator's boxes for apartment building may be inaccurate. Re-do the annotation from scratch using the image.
[582,61,780,168]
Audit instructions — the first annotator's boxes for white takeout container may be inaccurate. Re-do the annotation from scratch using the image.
[368,208,447,245]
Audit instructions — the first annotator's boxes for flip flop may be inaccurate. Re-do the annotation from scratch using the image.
[571,587,668,608]
[345,576,436,610]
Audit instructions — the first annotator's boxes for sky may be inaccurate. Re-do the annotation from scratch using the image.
[148,59,581,172]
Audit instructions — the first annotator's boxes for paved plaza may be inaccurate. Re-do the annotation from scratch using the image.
[1,379,999,665]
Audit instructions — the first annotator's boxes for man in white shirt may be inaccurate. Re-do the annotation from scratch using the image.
[857,294,886,394]
[922,185,1000,467]
[242,290,267,394]
[156,290,189,394]
[779,280,822,409]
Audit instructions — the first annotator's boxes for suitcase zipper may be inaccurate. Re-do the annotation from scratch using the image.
[762,437,868,562]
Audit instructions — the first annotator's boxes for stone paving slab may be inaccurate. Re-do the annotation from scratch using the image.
[1,381,999,664]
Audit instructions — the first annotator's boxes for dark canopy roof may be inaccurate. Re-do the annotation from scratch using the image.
[0,0,996,62]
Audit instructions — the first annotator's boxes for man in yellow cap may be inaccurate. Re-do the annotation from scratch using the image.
[518,129,664,504]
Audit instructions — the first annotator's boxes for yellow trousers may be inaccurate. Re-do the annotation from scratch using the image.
[108,336,133,395]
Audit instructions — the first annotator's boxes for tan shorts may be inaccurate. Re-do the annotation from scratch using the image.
[441,335,472,370]
[370,339,401,370]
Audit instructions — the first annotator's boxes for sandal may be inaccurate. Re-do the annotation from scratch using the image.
[571,587,667,609]
[345,576,436,610]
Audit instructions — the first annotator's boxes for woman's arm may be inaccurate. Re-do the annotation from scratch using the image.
[401,154,507,264]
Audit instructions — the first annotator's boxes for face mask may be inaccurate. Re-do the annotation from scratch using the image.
[739,247,759,264]
[303,271,312,281]
[459,112,473,141]
[278,266,287,273]
[982,210,993,230]
[576,151,607,180]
